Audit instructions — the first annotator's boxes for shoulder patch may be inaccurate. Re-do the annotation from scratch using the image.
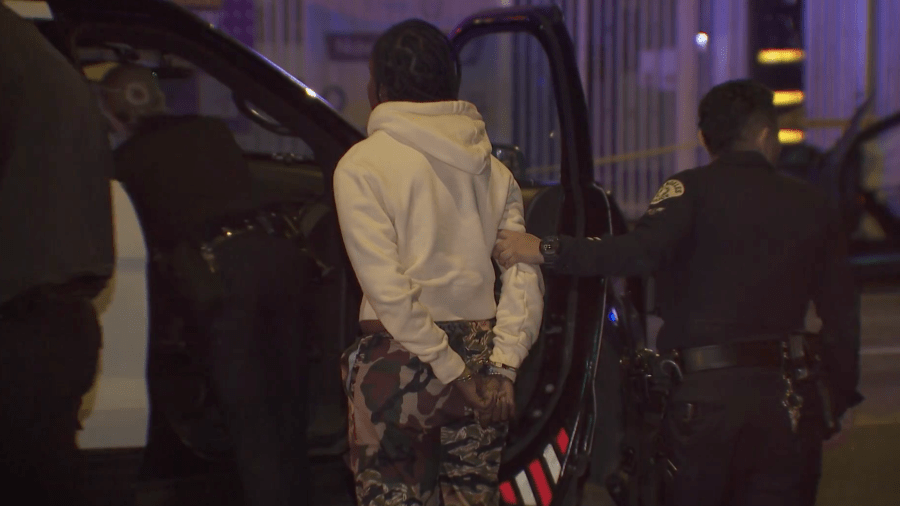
[649,179,685,205]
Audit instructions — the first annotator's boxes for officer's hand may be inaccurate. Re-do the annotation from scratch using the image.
[481,375,516,424]
[493,230,544,269]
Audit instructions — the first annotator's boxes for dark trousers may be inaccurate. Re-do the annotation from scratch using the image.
[0,288,102,506]
[202,233,311,506]
[662,367,825,506]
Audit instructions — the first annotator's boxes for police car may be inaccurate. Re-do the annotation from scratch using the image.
[7,1,645,504]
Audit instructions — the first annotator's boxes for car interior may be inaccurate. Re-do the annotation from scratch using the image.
[75,34,355,461]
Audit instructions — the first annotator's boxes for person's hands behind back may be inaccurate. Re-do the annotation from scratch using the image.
[454,367,495,427]
[453,368,518,427]
[480,375,516,424]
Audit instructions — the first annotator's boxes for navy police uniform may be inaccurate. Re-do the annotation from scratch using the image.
[547,150,862,505]
[1,5,115,505]
[114,115,315,506]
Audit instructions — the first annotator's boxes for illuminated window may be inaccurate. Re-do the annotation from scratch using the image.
[778,129,805,144]
[773,90,804,107]
[757,48,805,65]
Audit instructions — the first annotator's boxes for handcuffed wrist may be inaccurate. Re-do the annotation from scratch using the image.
[453,366,476,383]
[490,361,518,372]
[488,361,518,382]
[454,373,476,383]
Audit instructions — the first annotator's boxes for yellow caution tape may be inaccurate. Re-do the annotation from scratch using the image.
[585,115,881,167]
[593,141,698,166]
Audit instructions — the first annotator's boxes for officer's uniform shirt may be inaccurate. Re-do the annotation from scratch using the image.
[113,115,256,248]
[0,5,115,305]
[552,151,860,393]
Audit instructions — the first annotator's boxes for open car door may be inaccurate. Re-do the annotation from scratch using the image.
[451,7,641,506]
[782,98,900,281]
[837,109,900,279]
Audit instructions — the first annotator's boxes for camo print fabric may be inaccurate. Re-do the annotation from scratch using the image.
[341,320,509,506]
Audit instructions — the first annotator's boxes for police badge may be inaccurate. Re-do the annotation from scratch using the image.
[649,179,685,205]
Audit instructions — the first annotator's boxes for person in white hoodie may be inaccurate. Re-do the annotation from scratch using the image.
[334,19,544,506]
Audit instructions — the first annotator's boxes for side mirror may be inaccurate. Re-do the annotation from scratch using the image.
[491,143,527,179]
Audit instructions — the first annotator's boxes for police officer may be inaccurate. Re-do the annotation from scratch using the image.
[1,5,115,505]
[493,79,862,506]
[98,64,315,506]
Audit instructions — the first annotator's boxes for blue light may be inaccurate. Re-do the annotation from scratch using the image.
[608,308,619,323]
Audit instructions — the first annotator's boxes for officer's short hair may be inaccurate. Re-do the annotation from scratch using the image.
[98,63,167,128]
[371,19,461,103]
[698,79,778,156]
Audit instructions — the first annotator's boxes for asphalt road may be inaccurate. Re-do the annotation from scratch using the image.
[815,287,900,506]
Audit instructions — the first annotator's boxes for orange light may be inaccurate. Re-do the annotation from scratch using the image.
[773,90,805,107]
[779,129,805,144]
[757,48,806,65]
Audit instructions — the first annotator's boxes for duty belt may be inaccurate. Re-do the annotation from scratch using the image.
[659,333,819,377]
[608,332,828,504]
[658,333,824,433]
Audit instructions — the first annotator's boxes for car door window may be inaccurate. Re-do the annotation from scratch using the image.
[79,48,314,160]
[76,41,349,448]
[860,120,900,227]
[457,33,561,186]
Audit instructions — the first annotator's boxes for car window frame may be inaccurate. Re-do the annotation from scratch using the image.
[71,24,308,146]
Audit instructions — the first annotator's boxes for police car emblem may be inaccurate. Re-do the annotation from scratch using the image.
[649,179,684,205]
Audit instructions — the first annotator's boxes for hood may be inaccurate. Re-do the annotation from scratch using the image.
[367,100,492,175]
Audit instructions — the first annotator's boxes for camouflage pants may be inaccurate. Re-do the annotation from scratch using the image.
[341,320,509,506]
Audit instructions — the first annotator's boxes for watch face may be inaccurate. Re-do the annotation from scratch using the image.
[541,237,558,255]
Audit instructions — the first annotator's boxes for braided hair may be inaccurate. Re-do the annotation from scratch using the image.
[698,79,778,156]
[371,19,461,103]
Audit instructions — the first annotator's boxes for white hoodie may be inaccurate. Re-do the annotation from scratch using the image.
[333,100,545,384]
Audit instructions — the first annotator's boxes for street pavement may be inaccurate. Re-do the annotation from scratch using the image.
[816,287,900,506]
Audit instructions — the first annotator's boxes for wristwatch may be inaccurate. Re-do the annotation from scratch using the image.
[540,235,560,265]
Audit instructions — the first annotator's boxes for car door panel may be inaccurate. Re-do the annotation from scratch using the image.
[451,7,635,505]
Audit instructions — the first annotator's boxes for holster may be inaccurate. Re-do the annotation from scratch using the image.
[792,332,841,437]
[606,348,680,506]
[610,333,846,506]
